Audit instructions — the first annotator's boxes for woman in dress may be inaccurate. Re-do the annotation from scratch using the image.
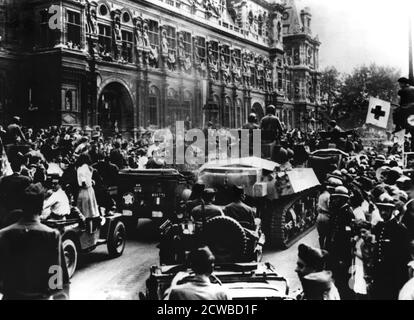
[75,153,100,220]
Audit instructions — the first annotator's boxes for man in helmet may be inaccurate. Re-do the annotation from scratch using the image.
[316,177,343,249]
[242,113,259,130]
[259,105,283,143]
[369,201,410,300]
[326,186,354,299]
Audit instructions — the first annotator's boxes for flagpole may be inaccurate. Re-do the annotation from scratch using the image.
[409,17,413,84]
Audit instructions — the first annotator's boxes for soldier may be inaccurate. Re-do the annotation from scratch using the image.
[165,247,229,300]
[294,243,340,300]
[326,186,354,300]
[369,202,410,300]
[316,177,343,249]
[242,113,259,130]
[0,183,69,299]
[223,185,256,230]
[259,105,283,143]
[191,189,223,226]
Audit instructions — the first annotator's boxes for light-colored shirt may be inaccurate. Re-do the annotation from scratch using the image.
[77,164,93,188]
[42,188,71,218]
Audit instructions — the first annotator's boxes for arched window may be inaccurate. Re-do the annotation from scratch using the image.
[223,97,232,128]
[235,99,242,128]
[148,86,160,127]
[167,88,179,125]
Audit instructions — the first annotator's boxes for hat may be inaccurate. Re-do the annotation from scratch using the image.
[326,177,343,188]
[12,116,21,124]
[203,188,216,196]
[396,176,411,190]
[232,185,245,198]
[298,244,327,271]
[376,202,396,210]
[377,155,386,161]
[398,77,411,84]
[348,168,357,175]
[331,186,349,198]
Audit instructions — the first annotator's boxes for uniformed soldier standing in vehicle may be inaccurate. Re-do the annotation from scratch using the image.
[0,183,69,300]
[259,105,283,144]
[369,202,410,300]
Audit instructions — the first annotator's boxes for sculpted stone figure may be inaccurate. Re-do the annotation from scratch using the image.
[231,52,241,83]
[85,1,98,35]
[208,44,218,79]
[142,21,150,48]
[149,46,159,67]
[134,17,144,48]
[161,29,169,55]
[220,55,230,83]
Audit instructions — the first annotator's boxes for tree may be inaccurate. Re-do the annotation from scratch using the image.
[334,64,400,129]
[320,66,343,117]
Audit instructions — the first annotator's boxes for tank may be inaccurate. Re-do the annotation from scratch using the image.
[197,156,321,249]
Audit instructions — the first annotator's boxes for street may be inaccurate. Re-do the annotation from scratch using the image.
[70,220,318,300]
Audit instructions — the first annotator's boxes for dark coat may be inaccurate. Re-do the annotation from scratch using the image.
[0,217,69,299]
[260,115,283,142]
[371,219,410,300]
[223,201,256,229]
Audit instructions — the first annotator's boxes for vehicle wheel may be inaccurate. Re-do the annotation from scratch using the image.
[62,238,78,279]
[266,189,319,249]
[107,220,126,258]
[202,216,248,263]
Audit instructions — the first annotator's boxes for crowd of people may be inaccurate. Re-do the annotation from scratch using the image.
[0,103,412,300]
[306,152,414,300]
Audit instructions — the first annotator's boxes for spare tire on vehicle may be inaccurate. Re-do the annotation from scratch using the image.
[202,216,248,263]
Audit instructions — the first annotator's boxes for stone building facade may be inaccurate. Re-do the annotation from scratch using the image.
[0,0,320,135]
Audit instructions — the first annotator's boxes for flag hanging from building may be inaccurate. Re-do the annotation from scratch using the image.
[365,97,391,129]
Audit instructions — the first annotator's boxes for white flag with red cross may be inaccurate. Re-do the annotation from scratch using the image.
[365,97,391,129]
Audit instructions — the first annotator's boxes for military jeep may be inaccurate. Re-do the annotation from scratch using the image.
[116,168,192,231]
[142,262,290,300]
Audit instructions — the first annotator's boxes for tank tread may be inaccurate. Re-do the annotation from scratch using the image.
[266,187,320,249]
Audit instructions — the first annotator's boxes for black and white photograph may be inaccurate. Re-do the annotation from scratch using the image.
[0,0,414,306]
